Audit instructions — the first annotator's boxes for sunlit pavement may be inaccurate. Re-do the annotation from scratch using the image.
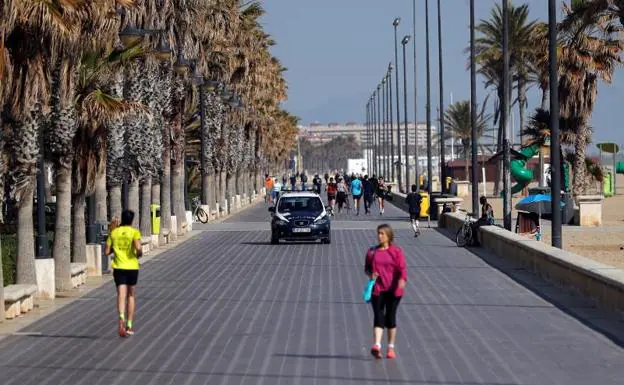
[1,199,624,384]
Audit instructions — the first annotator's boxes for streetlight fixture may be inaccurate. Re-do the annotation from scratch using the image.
[377,84,382,175]
[153,39,173,62]
[402,35,411,192]
[174,55,191,75]
[382,77,387,178]
[393,17,403,192]
[549,0,562,248]
[119,25,145,48]
[413,0,419,191]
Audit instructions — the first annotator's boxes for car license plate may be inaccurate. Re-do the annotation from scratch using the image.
[293,228,311,233]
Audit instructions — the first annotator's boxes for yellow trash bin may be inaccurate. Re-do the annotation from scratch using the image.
[419,192,430,218]
[151,204,161,235]
[445,176,453,190]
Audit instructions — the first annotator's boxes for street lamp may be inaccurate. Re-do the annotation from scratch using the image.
[174,55,191,75]
[425,0,433,194]
[402,35,411,192]
[119,25,145,48]
[413,0,419,191]
[437,0,446,191]
[549,0,562,248]
[377,84,382,175]
[382,77,387,178]
[387,63,395,183]
[502,0,512,230]
[393,17,403,192]
[470,0,479,220]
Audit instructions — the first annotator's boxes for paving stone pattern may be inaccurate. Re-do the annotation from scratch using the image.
[1,200,624,384]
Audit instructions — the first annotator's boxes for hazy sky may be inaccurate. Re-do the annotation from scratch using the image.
[261,0,624,149]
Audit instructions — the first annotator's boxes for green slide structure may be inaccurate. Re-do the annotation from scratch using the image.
[617,162,624,174]
[510,144,540,195]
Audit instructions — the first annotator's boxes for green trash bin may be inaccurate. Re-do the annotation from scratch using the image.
[151,204,161,234]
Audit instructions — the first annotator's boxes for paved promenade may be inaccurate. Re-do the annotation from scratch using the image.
[1,200,624,384]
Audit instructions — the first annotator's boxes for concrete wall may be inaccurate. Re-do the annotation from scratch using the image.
[440,212,624,314]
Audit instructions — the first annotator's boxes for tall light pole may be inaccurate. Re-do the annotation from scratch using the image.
[366,101,370,173]
[372,92,377,175]
[393,18,403,191]
[387,64,395,183]
[402,35,411,191]
[36,113,49,259]
[470,0,479,217]
[413,0,419,191]
[437,0,446,191]
[549,0,562,248]
[377,84,382,176]
[502,0,512,231]
[425,0,433,194]
[382,77,387,178]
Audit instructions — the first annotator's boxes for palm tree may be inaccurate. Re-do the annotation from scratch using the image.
[474,2,537,194]
[556,0,622,195]
[438,100,493,180]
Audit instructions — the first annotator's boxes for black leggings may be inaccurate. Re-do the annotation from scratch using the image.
[371,292,402,329]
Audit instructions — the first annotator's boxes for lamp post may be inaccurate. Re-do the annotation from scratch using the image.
[413,0,419,191]
[470,0,479,218]
[425,0,433,195]
[437,0,446,191]
[372,91,378,175]
[36,112,49,258]
[382,77,387,178]
[387,67,395,182]
[502,0,512,231]
[377,84,382,176]
[549,0,562,248]
[402,35,411,192]
[393,18,403,191]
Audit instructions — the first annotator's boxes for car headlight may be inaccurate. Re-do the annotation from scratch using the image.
[315,218,329,225]
[276,219,289,226]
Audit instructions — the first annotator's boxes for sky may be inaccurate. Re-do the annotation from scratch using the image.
[260,0,624,150]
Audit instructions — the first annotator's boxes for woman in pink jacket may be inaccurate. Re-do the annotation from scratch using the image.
[364,224,407,359]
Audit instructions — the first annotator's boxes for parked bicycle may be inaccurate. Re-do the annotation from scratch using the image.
[456,211,474,247]
[192,196,209,224]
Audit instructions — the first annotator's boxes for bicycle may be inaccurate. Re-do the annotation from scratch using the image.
[192,196,209,224]
[456,211,474,247]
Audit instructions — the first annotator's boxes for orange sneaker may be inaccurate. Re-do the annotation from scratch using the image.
[118,319,127,338]
[387,347,396,359]
[370,345,382,359]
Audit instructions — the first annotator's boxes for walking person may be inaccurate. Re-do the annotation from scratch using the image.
[377,177,387,216]
[324,172,329,185]
[364,224,407,359]
[105,210,143,338]
[264,174,274,203]
[326,177,338,214]
[350,175,363,215]
[362,175,375,215]
[272,177,282,203]
[301,172,308,191]
[405,185,423,237]
[290,173,297,191]
[336,178,348,214]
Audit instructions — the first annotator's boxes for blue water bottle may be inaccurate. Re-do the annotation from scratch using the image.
[363,279,375,303]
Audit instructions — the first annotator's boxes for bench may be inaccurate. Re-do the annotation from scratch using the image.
[70,263,88,288]
[4,284,38,319]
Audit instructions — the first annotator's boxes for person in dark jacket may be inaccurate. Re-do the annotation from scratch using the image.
[362,175,375,215]
[301,173,308,190]
[290,174,297,191]
[405,184,423,237]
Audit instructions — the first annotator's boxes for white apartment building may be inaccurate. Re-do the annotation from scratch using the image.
[299,122,432,149]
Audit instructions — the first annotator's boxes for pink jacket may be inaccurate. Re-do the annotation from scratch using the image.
[364,244,407,297]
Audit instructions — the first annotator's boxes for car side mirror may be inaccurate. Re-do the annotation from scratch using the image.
[268,207,275,213]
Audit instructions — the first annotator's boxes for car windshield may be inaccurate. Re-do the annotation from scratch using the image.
[278,196,323,215]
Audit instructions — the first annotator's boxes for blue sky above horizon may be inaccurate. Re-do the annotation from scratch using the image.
[260,0,624,150]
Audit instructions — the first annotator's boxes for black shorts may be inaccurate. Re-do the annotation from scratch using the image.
[113,269,139,287]
[353,194,362,200]
[328,193,336,201]
[410,213,420,220]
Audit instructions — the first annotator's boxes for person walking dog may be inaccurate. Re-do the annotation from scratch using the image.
[364,224,407,359]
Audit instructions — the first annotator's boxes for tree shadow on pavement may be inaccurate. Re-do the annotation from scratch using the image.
[435,227,624,349]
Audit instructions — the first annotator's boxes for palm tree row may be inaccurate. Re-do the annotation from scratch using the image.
[0,1,297,289]
[473,0,622,197]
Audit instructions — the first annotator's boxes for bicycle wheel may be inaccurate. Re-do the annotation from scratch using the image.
[456,226,468,247]
[197,208,209,223]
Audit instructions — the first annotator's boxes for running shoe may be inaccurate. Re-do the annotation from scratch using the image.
[126,327,135,336]
[118,319,127,338]
[370,345,382,359]
[387,347,396,359]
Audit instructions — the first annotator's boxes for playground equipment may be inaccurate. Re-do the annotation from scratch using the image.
[598,142,620,196]
[509,144,540,195]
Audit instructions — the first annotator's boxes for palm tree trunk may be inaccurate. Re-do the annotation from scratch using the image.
[464,145,470,181]
[54,166,72,291]
[207,169,215,211]
[235,170,242,196]
[16,186,36,285]
[172,160,184,234]
[109,185,122,219]
[152,183,160,205]
[572,124,589,196]
[71,193,86,264]
[140,178,152,238]
[518,75,527,147]
[128,178,139,228]
[95,170,107,223]
[161,157,172,242]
